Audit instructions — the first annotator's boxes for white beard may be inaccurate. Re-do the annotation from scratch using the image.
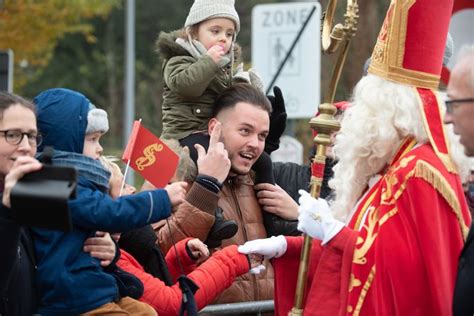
[329,75,427,222]
[329,75,471,222]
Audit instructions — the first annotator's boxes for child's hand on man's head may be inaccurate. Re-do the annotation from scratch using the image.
[207,45,225,64]
[164,181,188,207]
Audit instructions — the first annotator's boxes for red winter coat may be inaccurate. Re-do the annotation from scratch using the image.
[117,238,250,315]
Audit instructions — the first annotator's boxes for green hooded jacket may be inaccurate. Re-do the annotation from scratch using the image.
[156,31,240,140]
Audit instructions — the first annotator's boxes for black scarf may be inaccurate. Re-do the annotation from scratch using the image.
[118,225,173,285]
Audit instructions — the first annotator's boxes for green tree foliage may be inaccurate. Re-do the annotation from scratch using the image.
[13,0,385,156]
[0,0,120,90]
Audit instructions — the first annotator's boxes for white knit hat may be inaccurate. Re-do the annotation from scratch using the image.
[86,107,109,134]
[184,0,240,34]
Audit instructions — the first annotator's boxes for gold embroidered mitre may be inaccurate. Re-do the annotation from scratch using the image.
[368,0,456,172]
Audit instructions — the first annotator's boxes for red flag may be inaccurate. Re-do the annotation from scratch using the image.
[122,121,179,188]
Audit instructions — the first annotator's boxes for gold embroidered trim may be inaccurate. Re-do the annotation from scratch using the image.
[350,157,468,313]
[353,265,376,316]
[354,191,377,232]
[434,91,456,172]
[368,65,439,90]
[379,207,398,226]
[369,0,440,90]
[391,155,416,174]
[413,160,469,239]
[353,207,378,265]
[349,273,362,292]
[381,174,398,205]
[415,90,457,173]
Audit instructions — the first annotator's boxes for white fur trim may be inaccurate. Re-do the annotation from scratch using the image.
[86,108,109,134]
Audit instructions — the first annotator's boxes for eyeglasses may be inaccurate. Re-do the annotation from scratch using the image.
[445,98,474,114]
[0,129,43,146]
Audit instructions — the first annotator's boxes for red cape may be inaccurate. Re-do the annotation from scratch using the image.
[273,143,470,315]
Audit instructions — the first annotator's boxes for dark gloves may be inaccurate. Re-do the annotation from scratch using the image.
[252,151,275,185]
[265,86,287,154]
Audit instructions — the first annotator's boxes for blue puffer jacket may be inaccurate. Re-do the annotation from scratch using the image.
[32,88,172,315]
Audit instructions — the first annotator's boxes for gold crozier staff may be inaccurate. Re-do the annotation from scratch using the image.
[289,1,359,314]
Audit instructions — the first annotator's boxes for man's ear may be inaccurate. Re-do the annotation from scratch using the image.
[208,118,219,135]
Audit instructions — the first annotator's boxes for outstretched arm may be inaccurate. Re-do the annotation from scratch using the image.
[118,245,250,315]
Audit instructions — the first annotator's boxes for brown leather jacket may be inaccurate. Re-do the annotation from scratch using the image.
[154,174,274,304]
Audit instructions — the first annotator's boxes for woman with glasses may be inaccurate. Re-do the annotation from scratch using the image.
[0,92,117,316]
[0,92,41,316]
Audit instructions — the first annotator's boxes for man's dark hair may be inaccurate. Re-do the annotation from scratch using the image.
[212,83,272,117]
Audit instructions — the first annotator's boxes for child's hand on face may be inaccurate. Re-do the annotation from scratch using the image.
[187,238,210,264]
[164,181,188,207]
[206,45,225,64]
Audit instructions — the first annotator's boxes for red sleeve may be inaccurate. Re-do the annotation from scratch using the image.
[371,177,467,315]
[164,238,197,282]
[117,250,184,315]
[186,245,250,310]
[118,246,249,316]
[273,230,357,316]
[272,236,305,315]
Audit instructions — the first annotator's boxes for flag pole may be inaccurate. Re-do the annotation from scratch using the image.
[120,118,142,196]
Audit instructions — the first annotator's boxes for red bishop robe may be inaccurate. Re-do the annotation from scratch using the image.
[273,138,471,316]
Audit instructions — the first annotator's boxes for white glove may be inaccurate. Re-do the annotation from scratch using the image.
[297,190,344,245]
[238,235,287,260]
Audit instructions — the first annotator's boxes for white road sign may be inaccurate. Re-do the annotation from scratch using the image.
[271,135,304,165]
[252,2,321,119]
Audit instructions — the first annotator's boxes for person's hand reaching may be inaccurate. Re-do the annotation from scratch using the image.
[164,181,188,207]
[186,238,210,264]
[238,235,287,260]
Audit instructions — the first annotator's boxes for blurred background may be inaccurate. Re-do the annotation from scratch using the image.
[0,0,388,157]
[0,0,474,173]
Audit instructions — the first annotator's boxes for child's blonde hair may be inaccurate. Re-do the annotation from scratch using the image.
[100,155,121,176]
